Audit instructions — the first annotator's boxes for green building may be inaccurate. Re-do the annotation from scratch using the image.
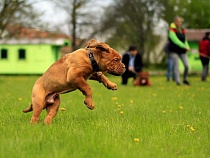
[180,41,201,72]
[0,38,70,74]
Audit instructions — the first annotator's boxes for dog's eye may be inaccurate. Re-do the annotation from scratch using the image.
[114,59,118,62]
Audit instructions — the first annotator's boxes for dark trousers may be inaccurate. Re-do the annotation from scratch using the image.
[122,71,136,85]
[200,56,209,81]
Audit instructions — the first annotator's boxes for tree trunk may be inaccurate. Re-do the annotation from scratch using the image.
[71,0,77,51]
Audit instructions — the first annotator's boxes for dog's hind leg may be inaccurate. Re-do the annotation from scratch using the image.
[43,95,60,125]
[30,89,46,124]
[31,105,42,124]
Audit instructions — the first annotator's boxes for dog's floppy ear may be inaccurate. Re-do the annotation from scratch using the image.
[86,39,110,53]
[86,39,98,48]
[96,42,110,53]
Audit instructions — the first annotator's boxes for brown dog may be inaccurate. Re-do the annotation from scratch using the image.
[133,71,152,86]
[23,39,125,124]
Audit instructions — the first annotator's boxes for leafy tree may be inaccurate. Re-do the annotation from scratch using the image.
[183,0,210,28]
[160,0,210,28]
[52,0,102,51]
[100,0,163,64]
[0,0,46,39]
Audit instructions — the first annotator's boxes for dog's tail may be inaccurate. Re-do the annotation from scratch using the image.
[22,104,33,113]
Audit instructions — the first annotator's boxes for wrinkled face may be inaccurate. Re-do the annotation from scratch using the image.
[99,48,125,76]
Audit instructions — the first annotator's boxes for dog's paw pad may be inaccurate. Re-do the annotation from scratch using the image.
[87,106,94,110]
[84,100,94,110]
[111,86,117,90]
[106,82,117,90]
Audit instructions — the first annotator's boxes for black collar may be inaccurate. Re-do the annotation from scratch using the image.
[88,49,100,72]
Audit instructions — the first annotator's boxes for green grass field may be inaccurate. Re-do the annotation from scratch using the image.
[0,75,209,158]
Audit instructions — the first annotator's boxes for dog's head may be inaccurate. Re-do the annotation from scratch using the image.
[139,71,149,79]
[139,71,149,85]
[87,39,125,76]
[133,71,151,86]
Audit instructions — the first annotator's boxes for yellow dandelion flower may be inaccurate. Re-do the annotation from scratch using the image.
[118,104,121,107]
[120,111,124,115]
[186,125,190,128]
[190,127,195,132]
[162,110,166,113]
[179,106,184,110]
[130,100,133,103]
[18,97,22,101]
[112,97,118,101]
[117,108,121,111]
[60,108,66,111]
[134,138,140,142]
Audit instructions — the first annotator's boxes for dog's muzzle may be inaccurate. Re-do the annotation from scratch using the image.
[108,63,126,76]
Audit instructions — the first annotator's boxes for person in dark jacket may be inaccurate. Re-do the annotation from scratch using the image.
[199,32,210,81]
[121,45,143,85]
[168,16,190,86]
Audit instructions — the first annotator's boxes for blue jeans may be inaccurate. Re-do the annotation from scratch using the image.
[170,52,189,84]
[166,54,174,81]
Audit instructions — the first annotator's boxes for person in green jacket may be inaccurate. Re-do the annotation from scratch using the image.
[168,16,190,85]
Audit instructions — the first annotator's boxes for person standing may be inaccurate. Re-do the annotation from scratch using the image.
[199,32,210,81]
[121,45,143,85]
[168,16,191,86]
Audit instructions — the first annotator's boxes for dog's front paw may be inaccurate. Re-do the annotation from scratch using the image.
[106,81,118,90]
[84,98,94,110]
